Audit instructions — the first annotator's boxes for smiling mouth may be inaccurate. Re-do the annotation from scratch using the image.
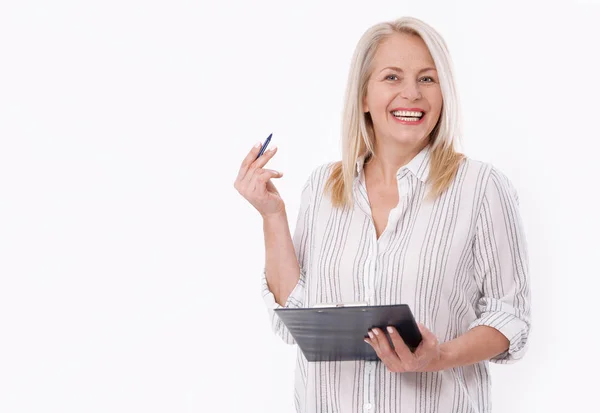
[390,110,425,121]
[390,110,425,124]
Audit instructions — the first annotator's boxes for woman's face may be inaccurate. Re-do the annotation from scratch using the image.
[363,33,443,149]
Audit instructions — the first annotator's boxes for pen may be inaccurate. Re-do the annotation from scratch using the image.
[256,133,272,159]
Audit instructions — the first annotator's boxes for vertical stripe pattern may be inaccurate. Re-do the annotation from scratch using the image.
[261,145,531,413]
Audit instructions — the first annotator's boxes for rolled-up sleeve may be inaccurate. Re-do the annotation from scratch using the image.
[260,171,314,345]
[468,166,531,364]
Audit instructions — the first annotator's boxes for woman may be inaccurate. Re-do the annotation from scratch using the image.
[234,16,530,413]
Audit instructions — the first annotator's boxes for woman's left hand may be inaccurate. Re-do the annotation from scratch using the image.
[364,323,441,373]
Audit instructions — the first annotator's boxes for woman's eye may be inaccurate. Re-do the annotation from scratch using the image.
[385,75,435,83]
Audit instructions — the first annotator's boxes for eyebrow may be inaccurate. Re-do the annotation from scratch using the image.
[380,66,437,74]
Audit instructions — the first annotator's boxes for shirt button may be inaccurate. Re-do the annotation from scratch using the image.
[364,403,372,410]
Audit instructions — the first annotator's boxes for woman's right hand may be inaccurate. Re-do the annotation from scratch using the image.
[234,141,285,218]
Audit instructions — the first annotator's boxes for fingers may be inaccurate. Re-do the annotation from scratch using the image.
[237,141,263,179]
[365,328,403,372]
[234,142,280,194]
[249,169,283,193]
[365,325,440,373]
[419,323,439,348]
[237,142,278,182]
[253,144,278,169]
[246,146,278,185]
[256,169,283,181]
[386,326,423,371]
[386,326,415,363]
[413,323,439,361]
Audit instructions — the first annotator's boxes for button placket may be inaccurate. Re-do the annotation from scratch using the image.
[363,361,375,413]
[364,237,377,413]
[367,237,377,304]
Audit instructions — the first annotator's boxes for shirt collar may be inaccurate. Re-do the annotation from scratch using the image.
[355,144,431,183]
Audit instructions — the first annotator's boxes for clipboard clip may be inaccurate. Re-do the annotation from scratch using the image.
[312,301,368,308]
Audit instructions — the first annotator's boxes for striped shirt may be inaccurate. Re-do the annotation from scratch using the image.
[261,144,531,413]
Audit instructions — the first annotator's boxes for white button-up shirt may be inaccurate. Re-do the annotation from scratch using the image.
[261,145,531,413]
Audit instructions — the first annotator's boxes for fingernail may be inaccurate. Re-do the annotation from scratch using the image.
[373,329,379,336]
[364,339,370,345]
[387,327,394,334]
[368,331,374,339]
[269,145,278,152]
[255,142,261,148]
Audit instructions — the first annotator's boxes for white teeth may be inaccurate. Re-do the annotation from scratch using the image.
[395,116,421,122]
[391,110,423,117]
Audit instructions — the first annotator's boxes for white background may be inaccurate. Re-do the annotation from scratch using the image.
[1,0,599,412]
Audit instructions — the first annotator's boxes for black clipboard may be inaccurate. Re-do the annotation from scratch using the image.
[274,304,422,362]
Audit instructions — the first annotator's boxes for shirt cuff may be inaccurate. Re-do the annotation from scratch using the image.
[261,268,306,345]
[468,310,530,364]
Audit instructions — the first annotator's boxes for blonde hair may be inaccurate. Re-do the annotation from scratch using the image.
[325,16,465,209]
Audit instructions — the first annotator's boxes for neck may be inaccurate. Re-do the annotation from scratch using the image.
[364,139,428,187]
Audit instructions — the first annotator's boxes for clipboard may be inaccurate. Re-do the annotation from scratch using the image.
[274,304,422,362]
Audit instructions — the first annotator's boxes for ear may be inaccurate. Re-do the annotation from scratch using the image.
[363,95,369,113]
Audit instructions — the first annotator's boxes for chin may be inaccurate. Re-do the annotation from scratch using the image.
[389,134,429,147]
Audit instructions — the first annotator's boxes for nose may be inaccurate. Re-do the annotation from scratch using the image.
[399,80,422,101]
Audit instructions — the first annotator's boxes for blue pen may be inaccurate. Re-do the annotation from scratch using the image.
[256,133,273,159]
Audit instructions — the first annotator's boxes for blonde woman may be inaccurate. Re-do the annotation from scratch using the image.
[234,16,530,413]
